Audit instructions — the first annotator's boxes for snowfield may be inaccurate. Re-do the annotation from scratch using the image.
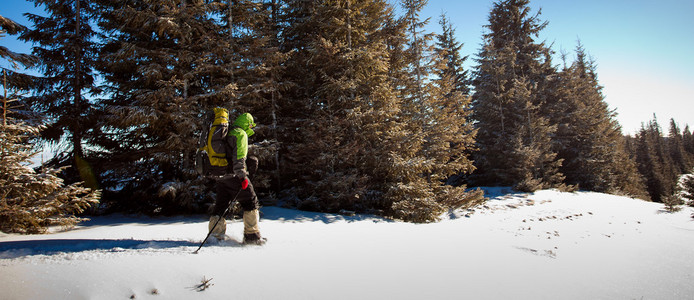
[1,189,693,300]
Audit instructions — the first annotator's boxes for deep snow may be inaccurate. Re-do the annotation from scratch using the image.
[1,189,693,300]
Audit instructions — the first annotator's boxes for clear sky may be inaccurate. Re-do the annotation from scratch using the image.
[420,0,694,135]
[2,0,693,135]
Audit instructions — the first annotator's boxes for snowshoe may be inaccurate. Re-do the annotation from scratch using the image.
[242,233,267,246]
[212,233,227,241]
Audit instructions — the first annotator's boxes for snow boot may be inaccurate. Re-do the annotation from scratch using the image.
[208,215,227,240]
[242,210,266,245]
[243,233,266,245]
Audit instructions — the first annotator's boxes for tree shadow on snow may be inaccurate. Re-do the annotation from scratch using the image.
[77,214,203,227]
[477,186,529,199]
[0,239,198,259]
[260,207,390,224]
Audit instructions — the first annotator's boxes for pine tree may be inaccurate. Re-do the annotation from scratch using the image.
[1,15,38,70]
[1,14,39,122]
[678,169,694,207]
[668,119,690,174]
[633,117,679,202]
[470,0,563,191]
[634,125,661,202]
[254,0,289,194]
[273,0,318,190]
[401,0,432,107]
[380,8,405,89]
[1,117,100,233]
[278,0,405,214]
[385,0,483,221]
[435,14,469,97]
[548,43,646,197]
[383,0,440,220]
[683,125,694,156]
[1,18,99,232]
[19,0,101,184]
[277,0,478,221]
[94,0,230,213]
[196,0,290,200]
[425,13,482,211]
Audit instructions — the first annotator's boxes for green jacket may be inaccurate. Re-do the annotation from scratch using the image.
[226,113,256,178]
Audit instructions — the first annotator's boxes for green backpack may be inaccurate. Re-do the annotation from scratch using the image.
[195,108,230,177]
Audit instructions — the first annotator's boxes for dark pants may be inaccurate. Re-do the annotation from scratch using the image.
[213,157,259,215]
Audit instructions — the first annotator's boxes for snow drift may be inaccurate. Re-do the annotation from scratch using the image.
[1,189,692,299]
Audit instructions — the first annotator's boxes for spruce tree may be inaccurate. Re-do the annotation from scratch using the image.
[225,0,290,196]
[381,5,409,99]
[386,0,482,221]
[435,14,469,97]
[274,0,318,189]
[1,19,99,232]
[94,0,230,213]
[634,125,661,202]
[668,119,690,174]
[633,117,678,202]
[1,116,100,233]
[385,0,440,220]
[549,43,646,197]
[683,125,694,156]
[1,15,38,71]
[19,0,101,184]
[652,117,678,199]
[278,0,477,221]
[678,169,694,207]
[471,0,563,191]
[1,14,39,121]
[426,13,482,211]
[401,0,432,105]
[279,0,407,214]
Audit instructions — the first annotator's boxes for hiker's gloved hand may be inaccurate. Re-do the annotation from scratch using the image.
[240,176,249,190]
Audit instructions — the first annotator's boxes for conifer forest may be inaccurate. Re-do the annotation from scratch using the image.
[2,0,693,231]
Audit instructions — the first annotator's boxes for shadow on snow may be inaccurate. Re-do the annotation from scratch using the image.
[259,206,390,224]
[0,239,198,259]
[0,207,388,259]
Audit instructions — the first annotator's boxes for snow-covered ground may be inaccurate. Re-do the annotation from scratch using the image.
[1,189,693,300]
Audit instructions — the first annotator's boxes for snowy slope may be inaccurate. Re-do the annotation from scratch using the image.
[1,189,693,300]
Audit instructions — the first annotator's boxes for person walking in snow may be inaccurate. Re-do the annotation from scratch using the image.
[208,109,265,245]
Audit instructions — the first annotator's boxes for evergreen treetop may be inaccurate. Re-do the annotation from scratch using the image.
[471,0,563,191]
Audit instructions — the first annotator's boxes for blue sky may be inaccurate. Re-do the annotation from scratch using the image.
[2,0,693,134]
[422,0,694,134]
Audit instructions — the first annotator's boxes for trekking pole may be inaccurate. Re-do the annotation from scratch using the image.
[193,156,257,254]
[193,188,242,254]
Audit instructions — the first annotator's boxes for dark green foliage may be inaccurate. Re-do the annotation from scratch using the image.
[1,106,99,233]
[668,119,690,175]
[92,0,232,213]
[662,194,683,213]
[280,0,415,214]
[547,43,647,198]
[683,126,694,155]
[435,14,470,98]
[629,116,693,202]
[2,15,99,234]
[678,171,694,206]
[386,0,482,221]
[275,0,481,222]
[1,14,40,122]
[10,0,683,222]
[470,0,563,191]
[20,0,100,170]
[1,15,38,70]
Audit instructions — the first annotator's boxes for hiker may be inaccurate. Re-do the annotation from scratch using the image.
[207,108,265,245]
